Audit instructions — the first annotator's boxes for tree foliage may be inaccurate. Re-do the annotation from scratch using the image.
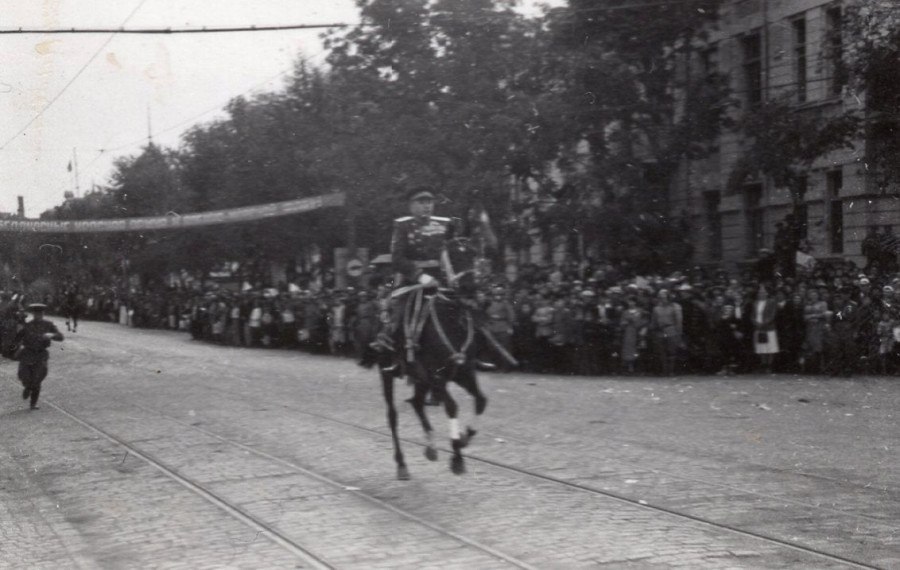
[843,1,900,191]
[23,0,882,289]
[728,97,860,201]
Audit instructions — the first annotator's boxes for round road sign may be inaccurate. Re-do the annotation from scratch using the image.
[346,259,364,277]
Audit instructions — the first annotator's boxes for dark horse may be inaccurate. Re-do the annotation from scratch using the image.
[379,237,488,479]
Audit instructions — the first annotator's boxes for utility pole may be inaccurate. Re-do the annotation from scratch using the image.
[72,148,81,197]
[147,103,154,144]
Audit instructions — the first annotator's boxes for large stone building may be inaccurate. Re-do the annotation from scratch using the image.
[670,0,881,268]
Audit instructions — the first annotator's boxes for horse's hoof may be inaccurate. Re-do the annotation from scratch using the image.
[424,446,438,461]
[450,455,466,475]
[397,465,411,480]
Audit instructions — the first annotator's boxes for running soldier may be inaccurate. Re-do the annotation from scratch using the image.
[15,303,64,410]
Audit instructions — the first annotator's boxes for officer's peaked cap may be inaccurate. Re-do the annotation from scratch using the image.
[407,186,436,202]
[27,303,48,312]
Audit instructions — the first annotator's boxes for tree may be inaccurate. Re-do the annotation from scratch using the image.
[321,0,559,256]
[844,1,900,192]
[728,97,860,203]
[529,0,727,269]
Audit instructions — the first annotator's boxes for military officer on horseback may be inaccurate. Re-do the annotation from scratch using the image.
[364,187,501,477]
[361,187,460,367]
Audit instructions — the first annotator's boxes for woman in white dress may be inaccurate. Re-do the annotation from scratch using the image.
[752,285,779,373]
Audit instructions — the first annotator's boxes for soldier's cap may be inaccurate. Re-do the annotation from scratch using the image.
[407,186,436,202]
[26,303,47,312]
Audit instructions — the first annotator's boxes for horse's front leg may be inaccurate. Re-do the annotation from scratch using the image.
[380,368,409,480]
[440,386,466,475]
[456,367,487,448]
[408,381,438,461]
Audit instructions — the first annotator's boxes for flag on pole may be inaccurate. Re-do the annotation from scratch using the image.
[795,251,816,270]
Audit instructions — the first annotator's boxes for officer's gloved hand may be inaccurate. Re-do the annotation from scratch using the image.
[418,274,439,288]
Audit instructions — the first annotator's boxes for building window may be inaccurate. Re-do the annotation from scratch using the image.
[742,31,763,106]
[704,191,722,260]
[792,16,807,103]
[745,184,764,256]
[795,204,808,240]
[827,170,843,254]
[826,6,844,96]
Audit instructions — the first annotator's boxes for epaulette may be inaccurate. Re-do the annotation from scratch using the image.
[394,216,413,222]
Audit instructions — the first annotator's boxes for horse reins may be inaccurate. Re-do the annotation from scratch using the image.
[403,289,428,363]
[440,248,475,287]
[428,296,474,365]
[402,288,474,367]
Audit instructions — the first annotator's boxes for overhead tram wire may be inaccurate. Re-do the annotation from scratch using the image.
[78,69,292,177]
[0,0,149,151]
[0,0,730,36]
[0,23,349,35]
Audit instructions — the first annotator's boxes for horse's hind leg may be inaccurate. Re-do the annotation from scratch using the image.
[409,382,438,461]
[381,369,409,480]
[440,386,466,475]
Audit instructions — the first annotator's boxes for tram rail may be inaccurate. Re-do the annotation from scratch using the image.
[41,335,891,570]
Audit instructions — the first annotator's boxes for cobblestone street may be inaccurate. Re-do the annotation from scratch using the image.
[1,321,898,569]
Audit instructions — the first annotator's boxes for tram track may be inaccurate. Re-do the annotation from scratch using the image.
[48,401,337,570]
[52,331,891,569]
[50,390,882,570]
[44,337,540,570]
[148,398,885,570]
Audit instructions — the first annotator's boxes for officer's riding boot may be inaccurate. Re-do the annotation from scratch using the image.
[370,306,400,354]
[357,344,379,369]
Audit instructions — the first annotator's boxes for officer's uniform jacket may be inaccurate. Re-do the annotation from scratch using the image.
[390,215,460,286]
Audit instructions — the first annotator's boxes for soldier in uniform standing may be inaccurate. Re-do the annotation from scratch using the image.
[0,292,20,357]
[15,303,64,410]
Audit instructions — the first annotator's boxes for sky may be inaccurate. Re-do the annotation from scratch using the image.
[0,0,361,218]
[0,0,557,219]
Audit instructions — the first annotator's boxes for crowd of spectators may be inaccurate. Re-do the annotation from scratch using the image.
[45,255,900,378]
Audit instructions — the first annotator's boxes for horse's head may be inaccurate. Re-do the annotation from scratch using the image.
[441,237,479,295]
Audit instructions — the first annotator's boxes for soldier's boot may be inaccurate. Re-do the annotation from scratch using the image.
[29,385,40,410]
[357,332,382,368]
